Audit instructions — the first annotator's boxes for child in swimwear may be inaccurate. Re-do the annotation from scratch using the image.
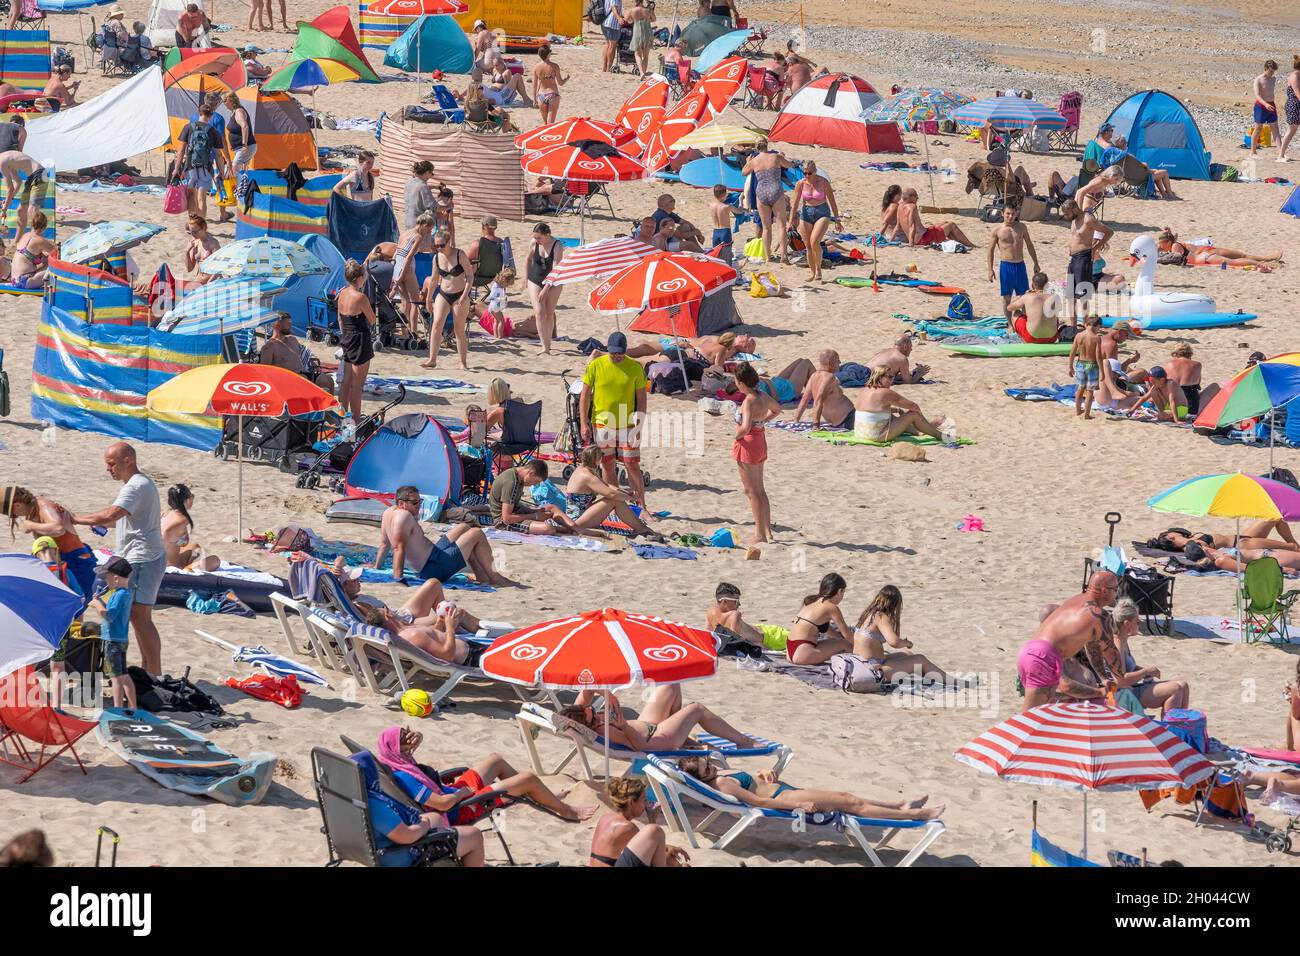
[1068,315,1102,419]
[709,183,741,250]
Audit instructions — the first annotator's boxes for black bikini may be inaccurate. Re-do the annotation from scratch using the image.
[432,252,467,303]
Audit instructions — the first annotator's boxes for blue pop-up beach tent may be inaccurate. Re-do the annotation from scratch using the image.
[1103,90,1211,180]
[1282,184,1300,219]
[383,15,472,75]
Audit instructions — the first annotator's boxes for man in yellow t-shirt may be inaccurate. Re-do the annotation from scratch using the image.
[580,331,648,506]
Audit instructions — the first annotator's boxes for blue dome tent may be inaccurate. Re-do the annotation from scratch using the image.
[334,413,463,521]
[1282,184,1300,219]
[1103,90,1211,180]
[383,15,473,75]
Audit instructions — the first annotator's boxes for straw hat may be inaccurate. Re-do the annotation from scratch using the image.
[107,5,125,17]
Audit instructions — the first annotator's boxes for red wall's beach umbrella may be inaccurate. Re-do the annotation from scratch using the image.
[365,0,467,14]
[515,117,636,152]
[588,251,737,314]
[617,74,670,151]
[521,140,646,241]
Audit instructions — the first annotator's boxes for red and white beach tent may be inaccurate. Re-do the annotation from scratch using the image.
[768,73,905,154]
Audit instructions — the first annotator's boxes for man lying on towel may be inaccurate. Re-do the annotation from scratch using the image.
[1006,272,1061,343]
[377,485,513,586]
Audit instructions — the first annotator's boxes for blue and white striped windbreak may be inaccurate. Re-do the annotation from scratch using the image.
[951,95,1067,129]
[0,555,83,678]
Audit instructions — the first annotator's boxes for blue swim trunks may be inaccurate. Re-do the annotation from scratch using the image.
[418,534,467,582]
[999,260,1029,297]
[1254,101,1278,125]
[711,227,733,247]
[1074,361,1099,390]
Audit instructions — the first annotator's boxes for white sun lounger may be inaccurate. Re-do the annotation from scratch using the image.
[642,754,945,866]
[515,701,793,783]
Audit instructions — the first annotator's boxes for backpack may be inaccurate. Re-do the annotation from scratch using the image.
[946,291,973,320]
[586,0,607,24]
[185,120,214,171]
[826,653,884,694]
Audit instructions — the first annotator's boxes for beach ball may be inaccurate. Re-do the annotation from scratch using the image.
[400,689,434,718]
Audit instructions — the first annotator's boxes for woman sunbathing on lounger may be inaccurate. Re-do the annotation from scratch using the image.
[1156,229,1283,269]
[852,366,948,442]
[558,692,755,751]
[564,445,665,539]
[786,572,854,665]
[378,726,595,824]
[1098,599,1189,715]
[590,777,690,867]
[853,584,954,686]
[679,754,944,821]
[360,601,484,666]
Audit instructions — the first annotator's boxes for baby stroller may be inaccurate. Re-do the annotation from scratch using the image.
[295,385,408,490]
[360,258,429,353]
[556,369,649,485]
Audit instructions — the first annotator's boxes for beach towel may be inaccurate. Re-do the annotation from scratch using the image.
[1172,615,1296,644]
[481,528,605,551]
[327,192,398,261]
[807,430,974,448]
[362,376,480,396]
[58,179,167,195]
[631,544,697,560]
[768,420,847,434]
[909,316,1009,340]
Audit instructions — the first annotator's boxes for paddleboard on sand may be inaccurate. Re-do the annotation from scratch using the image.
[97,709,275,806]
[942,342,1073,357]
[1100,312,1256,331]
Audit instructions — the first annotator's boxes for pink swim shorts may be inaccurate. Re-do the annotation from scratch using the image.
[1016,639,1063,690]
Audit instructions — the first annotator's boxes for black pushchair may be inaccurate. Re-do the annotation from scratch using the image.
[556,369,649,485]
[295,385,408,490]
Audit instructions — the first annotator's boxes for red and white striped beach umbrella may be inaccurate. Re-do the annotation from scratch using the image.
[617,74,670,150]
[543,237,657,287]
[480,607,718,690]
[635,58,745,172]
[588,251,737,315]
[515,117,636,152]
[365,0,467,15]
[954,700,1214,859]
[520,139,647,182]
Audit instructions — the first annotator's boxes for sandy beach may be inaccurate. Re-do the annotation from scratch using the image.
[1,0,1299,869]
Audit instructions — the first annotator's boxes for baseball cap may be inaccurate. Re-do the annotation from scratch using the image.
[480,215,498,228]
[1098,123,1114,133]
[607,331,627,354]
[96,556,133,579]
[30,536,58,555]
[1149,365,1167,379]
[339,566,363,582]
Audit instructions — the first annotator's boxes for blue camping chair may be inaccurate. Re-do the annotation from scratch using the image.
[430,85,464,124]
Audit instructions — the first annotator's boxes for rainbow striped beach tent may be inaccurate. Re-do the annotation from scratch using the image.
[235,193,328,241]
[0,30,51,92]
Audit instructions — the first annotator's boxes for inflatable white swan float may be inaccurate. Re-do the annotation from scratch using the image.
[1126,234,1216,317]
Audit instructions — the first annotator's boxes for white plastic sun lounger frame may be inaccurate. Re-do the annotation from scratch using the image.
[642,754,945,867]
[515,701,793,783]
[271,591,359,677]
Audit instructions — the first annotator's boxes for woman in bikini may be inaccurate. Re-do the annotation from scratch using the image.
[332,150,375,201]
[1150,521,1299,553]
[161,483,200,569]
[787,159,839,282]
[390,212,434,338]
[787,572,854,665]
[879,184,902,242]
[679,754,944,821]
[1156,228,1283,269]
[742,141,792,263]
[589,777,689,868]
[853,584,954,687]
[10,210,52,288]
[733,361,780,545]
[563,444,665,539]
[853,365,949,442]
[422,230,473,370]
[557,692,755,751]
[525,222,564,354]
[530,45,568,125]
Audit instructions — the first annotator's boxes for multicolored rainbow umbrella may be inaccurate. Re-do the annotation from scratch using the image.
[262,57,362,93]
[1147,472,1300,522]
[861,87,974,124]
[1193,354,1300,466]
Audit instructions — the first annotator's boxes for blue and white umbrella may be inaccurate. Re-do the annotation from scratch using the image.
[696,28,750,73]
[0,555,83,678]
[196,630,330,686]
[951,94,1067,130]
[199,237,329,279]
[158,278,288,335]
[60,220,166,265]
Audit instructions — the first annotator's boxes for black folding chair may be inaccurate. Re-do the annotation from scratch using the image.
[1080,512,1175,635]
[490,399,542,475]
[311,747,460,867]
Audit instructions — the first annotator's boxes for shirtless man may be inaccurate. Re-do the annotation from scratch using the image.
[376,485,511,586]
[897,188,974,247]
[865,335,929,384]
[1006,271,1058,345]
[1068,315,1102,418]
[530,46,568,125]
[987,205,1040,319]
[361,600,484,667]
[793,349,855,429]
[1096,321,1134,406]
[783,47,814,98]
[1117,365,1187,422]
[631,216,657,244]
[706,581,765,648]
[1018,571,1118,711]
[1060,198,1113,327]
[42,64,79,108]
[0,151,46,242]
[1251,60,1280,157]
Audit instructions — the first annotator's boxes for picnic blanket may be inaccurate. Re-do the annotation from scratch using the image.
[363,376,481,396]
[808,430,974,448]
[481,528,605,551]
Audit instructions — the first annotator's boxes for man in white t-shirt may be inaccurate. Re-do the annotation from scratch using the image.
[74,442,166,675]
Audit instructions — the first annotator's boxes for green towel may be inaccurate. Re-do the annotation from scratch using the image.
[807,431,974,447]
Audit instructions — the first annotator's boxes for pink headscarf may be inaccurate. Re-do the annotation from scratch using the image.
[376,727,447,816]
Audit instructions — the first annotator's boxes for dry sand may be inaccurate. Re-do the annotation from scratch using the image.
[2,0,1299,867]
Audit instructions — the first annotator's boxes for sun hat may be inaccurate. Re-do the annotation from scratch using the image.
[96,556,133,579]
